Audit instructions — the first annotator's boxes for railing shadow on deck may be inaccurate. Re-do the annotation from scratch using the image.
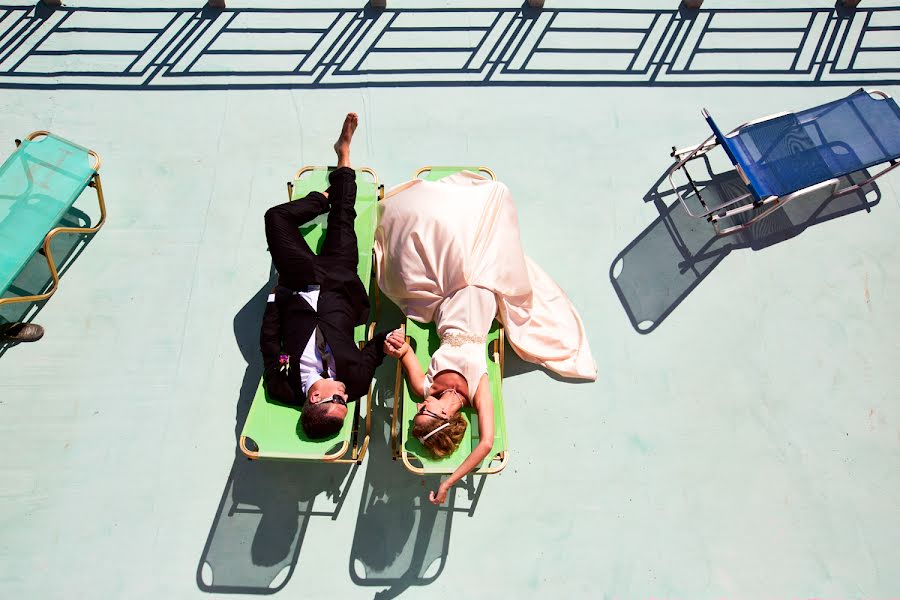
[0,2,896,90]
[609,165,880,335]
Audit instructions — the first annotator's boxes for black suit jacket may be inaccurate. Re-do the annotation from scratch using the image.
[260,284,387,405]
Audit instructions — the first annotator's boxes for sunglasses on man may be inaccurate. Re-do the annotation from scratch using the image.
[315,394,347,406]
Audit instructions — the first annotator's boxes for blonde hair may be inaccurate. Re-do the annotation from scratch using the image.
[412,413,467,457]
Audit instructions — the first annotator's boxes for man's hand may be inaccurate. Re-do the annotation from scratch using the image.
[383,328,410,359]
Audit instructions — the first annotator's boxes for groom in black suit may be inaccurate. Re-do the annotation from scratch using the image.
[260,113,387,439]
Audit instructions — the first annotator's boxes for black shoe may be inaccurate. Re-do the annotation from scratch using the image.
[0,322,45,343]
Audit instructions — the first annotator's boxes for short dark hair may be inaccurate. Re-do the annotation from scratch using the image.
[301,402,345,439]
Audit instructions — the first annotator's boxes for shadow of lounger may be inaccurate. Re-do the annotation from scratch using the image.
[196,456,355,594]
[349,351,486,600]
[349,405,458,600]
[610,167,880,334]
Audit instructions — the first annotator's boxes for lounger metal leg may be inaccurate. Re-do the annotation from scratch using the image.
[668,136,757,221]
[713,198,783,236]
[239,435,259,460]
[497,326,505,378]
[0,173,107,307]
[713,178,840,235]
[480,451,509,475]
[716,157,897,236]
[357,384,372,463]
[350,176,382,465]
[320,441,352,462]
[670,137,718,161]
[353,255,379,465]
[348,371,373,465]
[481,325,509,475]
[400,449,426,474]
[390,325,406,460]
[831,160,898,199]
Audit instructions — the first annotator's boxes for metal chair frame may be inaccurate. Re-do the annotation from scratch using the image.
[668,88,899,236]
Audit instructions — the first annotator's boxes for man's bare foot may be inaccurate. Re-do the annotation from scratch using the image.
[334,112,358,167]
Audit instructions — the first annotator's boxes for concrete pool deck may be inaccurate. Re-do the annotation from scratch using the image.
[0,1,898,598]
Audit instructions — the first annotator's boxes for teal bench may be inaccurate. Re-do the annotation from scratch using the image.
[0,131,106,309]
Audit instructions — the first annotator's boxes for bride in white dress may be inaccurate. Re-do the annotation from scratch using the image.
[376,170,597,504]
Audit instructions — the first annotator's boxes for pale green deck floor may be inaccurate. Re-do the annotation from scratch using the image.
[1,1,899,598]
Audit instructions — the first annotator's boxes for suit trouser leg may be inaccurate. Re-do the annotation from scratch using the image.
[264,191,328,289]
[320,167,359,271]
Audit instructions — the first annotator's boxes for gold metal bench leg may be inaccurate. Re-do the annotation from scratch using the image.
[0,172,107,307]
[390,326,406,460]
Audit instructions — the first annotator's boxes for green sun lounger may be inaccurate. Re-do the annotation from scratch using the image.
[1,131,106,309]
[390,166,508,475]
[239,166,382,463]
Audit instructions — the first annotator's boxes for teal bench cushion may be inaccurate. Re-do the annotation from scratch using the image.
[0,134,97,294]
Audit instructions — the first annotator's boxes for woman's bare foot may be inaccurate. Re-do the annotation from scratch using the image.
[334,112,358,168]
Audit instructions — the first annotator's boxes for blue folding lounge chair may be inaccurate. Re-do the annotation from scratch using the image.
[668,88,900,235]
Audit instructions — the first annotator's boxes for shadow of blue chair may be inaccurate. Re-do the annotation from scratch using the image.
[611,161,880,334]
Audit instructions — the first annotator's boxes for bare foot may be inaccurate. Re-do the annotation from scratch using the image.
[334,112,358,166]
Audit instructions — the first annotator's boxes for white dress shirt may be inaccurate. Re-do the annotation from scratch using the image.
[268,287,335,397]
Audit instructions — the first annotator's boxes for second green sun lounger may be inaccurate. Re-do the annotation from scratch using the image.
[239,166,382,463]
[390,166,508,475]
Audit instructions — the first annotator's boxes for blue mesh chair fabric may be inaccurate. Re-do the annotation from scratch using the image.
[705,90,900,201]
[0,134,97,293]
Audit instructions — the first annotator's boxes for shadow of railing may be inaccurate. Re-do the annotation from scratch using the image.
[0,2,896,89]
[610,166,880,334]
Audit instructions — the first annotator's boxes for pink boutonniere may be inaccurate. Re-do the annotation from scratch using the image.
[279,354,290,374]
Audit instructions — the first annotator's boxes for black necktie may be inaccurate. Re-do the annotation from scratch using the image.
[315,326,334,379]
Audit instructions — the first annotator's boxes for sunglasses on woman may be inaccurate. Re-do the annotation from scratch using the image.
[416,405,445,421]
[416,388,463,421]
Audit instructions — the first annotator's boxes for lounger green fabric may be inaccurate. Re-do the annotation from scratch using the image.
[239,167,381,462]
[391,166,508,475]
[0,132,105,306]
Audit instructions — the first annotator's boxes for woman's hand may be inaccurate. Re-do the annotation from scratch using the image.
[383,328,410,359]
[429,481,450,505]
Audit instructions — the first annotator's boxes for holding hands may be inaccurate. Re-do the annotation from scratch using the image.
[383,328,410,359]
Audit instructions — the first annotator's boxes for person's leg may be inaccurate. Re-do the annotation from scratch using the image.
[321,113,360,271]
[264,191,328,289]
